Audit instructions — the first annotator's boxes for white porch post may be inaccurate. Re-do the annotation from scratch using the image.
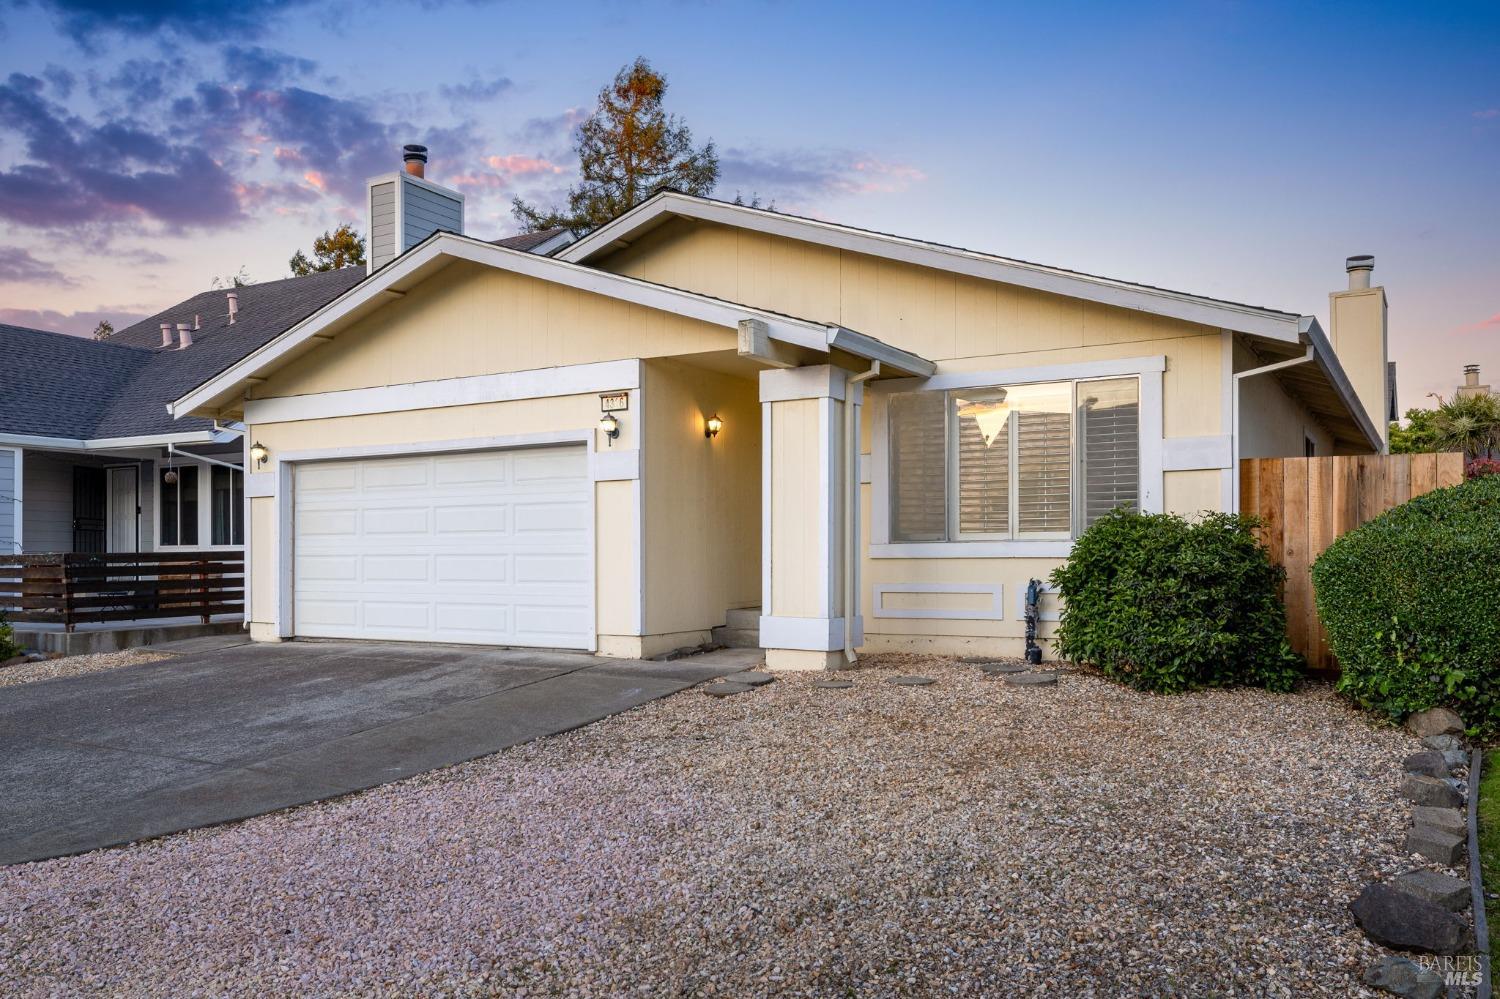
[759,365,863,670]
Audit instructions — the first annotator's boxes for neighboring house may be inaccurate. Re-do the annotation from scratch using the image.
[0,218,567,562]
[168,161,1388,667]
[1456,364,1490,400]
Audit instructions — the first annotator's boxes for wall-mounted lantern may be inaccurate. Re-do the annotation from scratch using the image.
[598,413,621,446]
[704,414,723,439]
[250,441,269,468]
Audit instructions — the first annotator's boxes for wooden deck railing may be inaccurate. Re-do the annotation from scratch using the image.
[0,551,244,632]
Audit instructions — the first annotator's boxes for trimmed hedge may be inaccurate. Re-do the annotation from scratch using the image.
[1050,510,1302,694]
[1312,475,1500,732]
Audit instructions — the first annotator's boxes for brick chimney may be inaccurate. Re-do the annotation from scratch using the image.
[1329,254,1389,451]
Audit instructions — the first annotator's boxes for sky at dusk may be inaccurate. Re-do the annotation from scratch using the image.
[0,0,1495,410]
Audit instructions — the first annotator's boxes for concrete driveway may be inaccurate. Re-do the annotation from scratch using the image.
[0,641,756,866]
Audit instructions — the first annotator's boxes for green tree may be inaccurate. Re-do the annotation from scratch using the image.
[512,58,718,233]
[1390,394,1500,459]
[210,266,253,289]
[91,320,113,340]
[290,223,366,276]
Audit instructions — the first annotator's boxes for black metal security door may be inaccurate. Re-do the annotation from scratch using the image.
[72,466,106,553]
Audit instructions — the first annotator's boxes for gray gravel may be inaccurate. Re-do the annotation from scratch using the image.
[0,649,172,689]
[0,653,1420,996]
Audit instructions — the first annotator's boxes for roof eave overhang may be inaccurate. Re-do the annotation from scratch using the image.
[169,232,933,418]
[558,193,1307,343]
[1298,316,1383,451]
[0,429,223,452]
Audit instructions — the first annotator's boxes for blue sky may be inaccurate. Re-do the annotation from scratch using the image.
[0,0,1495,408]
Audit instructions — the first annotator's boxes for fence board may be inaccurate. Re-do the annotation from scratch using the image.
[0,550,244,631]
[1241,452,1464,671]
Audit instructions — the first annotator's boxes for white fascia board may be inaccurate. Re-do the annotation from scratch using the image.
[0,430,217,451]
[560,194,1305,343]
[1299,316,1382,450]
[529,228,580,256]
[826,326,935,377]
[170,232,835,418]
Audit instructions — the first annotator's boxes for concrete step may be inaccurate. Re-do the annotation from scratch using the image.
[711,626,761,649]
[725,607,762,630]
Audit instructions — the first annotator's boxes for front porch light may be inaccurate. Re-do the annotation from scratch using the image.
[249,441,269,468]
[704,414,723,439]
[598,413,620,445]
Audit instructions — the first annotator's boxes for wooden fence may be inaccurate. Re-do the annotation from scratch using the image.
[1239,452,1465,670]
[0,551,244,632]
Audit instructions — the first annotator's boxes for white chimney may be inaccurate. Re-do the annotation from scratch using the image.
[176,322,193,350]
[227,290,238,325]
[366,143,465,275]
[194,314,201,330]
[1329,253,1389,451]
[159,322,172,348]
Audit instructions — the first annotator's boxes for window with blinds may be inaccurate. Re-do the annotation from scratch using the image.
[889,390,948,541]
[888,375,1139,544]
[1078,378,1140,528]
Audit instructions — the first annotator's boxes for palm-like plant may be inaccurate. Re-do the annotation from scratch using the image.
[1431,393,1500,459]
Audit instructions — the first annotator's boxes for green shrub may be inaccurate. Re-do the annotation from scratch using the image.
[0,613,17,661]
[1312,476,1500,731]
[1050,509,1302,694]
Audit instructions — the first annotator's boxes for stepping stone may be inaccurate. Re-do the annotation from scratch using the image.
[703,682,754,698]
[888,675,935,686]
[814,679,854,689]
[723,672,774,686]
[979,662,1029,674]
[1412,806,1466,837]
[1350,882,1469,954]
[1401,774,1463,809]
[1405,825,1465,867]
[1005,672,1058,687]
[959,656,1004,664]
[1394,869,1471,911]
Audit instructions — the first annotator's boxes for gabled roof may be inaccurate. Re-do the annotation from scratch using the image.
[1,267,364,445]
[171,229,935,419]
[558,191,1308,342]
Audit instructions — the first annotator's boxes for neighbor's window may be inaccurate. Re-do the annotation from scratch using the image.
[159,465,199,546]
[210,465,245,546]
[889,377,1140,543]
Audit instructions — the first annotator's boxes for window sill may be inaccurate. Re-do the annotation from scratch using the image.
[869,540,1073,559]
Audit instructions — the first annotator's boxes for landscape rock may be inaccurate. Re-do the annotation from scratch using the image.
[0,655,27,669]
[1421,734,1464,752]
[1441,750,1469,771]
[1402,751,1449,779]
[1411,806,1466,837]
[1393,870,1471,911]
[1406,708,1464,739]
[1362,954,1444,999]
[1401,774,1463,809]
[1350,883,1469,954]
[1404,825,1465,867]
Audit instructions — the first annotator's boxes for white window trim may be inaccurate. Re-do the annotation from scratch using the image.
[869,355,1165,558]
[151,457,246,552]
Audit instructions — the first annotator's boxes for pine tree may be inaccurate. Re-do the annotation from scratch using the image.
[512,58,718,233]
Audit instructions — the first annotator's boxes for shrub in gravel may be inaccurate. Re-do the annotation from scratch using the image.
[0,613,17,661]
[1050,509,1301,694]
[1312,475,1500,733]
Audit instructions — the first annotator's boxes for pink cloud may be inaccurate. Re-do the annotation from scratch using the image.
[1474,109,1500,120]
[448,172,509,191]
[1458,312,1500,333]
[844,159,928,194]
[485,154,566,177]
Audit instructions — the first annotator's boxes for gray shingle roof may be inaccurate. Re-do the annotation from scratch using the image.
[1,266,365,440]
[491,227,569,253]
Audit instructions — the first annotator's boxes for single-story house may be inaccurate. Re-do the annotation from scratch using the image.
[166,150,1392,668]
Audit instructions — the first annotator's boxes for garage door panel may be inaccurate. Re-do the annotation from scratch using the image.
[293,446,592,648]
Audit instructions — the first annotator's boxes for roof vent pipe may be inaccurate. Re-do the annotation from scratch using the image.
[194,314,201,330]
[1466,364,1481,387]
[227,290,238,325]
[403,143,428,178]
[160,322,173,348]
[176,322,193,350]
[1345,254,1375,291]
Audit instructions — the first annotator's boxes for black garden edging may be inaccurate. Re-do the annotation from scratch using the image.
[1468,748,1492,999]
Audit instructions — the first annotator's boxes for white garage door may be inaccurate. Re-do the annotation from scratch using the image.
[292,446,593,648]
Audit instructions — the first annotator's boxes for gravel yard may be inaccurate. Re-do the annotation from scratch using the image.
[0,649,173,689]
[1,654,1420,997]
